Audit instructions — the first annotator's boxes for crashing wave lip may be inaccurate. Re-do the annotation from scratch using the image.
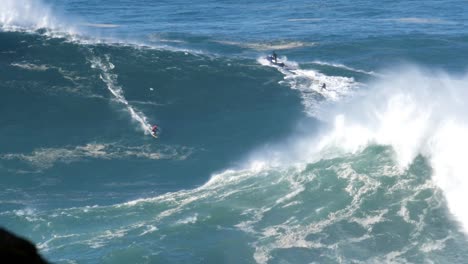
[0,0,207,57]
[0,26,207,60]
[0,0,80,37]
[0,24,79,41]
[0,0,149,48]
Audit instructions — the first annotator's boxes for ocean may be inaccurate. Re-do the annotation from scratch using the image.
[1,0,468,263]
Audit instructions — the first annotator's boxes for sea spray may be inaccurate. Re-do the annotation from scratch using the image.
[0,0,76,34]
[313,66,468,233]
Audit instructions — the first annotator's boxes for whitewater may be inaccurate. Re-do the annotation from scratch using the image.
[1,0,468,263]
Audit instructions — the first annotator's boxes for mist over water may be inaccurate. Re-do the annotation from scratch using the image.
[1,0,468,263]
[0,0,71,32]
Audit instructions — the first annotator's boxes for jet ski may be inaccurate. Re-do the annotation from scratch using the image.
[266,54,285,67]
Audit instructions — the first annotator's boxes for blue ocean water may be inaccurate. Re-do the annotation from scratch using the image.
[1,0,468,263]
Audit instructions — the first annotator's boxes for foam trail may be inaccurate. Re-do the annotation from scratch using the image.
[312,66,468,233]
[90,55,153,135]
[312,60,380,76]
[258,56,358,116]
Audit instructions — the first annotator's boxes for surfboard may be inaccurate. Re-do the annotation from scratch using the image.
[151,132,158,139]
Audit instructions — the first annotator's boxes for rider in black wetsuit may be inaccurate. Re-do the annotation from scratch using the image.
[272,51,278,63]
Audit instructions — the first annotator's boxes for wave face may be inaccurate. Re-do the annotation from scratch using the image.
[2,0,468,263]
[0,30,304,205]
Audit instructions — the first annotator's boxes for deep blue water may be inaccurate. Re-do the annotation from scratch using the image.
[1,0,468,263]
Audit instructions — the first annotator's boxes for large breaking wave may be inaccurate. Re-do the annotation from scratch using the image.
[2,2,468,264]
[314,66,468,233]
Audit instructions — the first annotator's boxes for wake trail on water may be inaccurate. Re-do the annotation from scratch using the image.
[258,56,359,117]
[89,55,153,135]
[1,0,156,136]
[311,60,381,77]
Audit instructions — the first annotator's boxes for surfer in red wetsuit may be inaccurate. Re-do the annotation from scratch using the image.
[151,125,159,134]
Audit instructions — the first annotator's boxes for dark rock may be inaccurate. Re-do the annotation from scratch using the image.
[0,228,49,264]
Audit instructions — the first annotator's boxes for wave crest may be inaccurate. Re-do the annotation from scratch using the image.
[0,0,77,34]
[316,66,468,233]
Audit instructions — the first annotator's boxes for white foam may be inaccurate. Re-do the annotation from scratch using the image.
[312,60,380,76]
[0,0,209,58]
[313,66,468,234]
[258,56,359,116]
[86,229,128,249]
[0,0,78,35]
[139,225,158,236]
[227,162,381,264]
[11,62,49,71]
[420,236,450,253]
[175,214,198,225]
[285,68,356,100]
[0,142,191,170]
[37,233,79,251]
[351,209,388,230]
[12,208,44,223]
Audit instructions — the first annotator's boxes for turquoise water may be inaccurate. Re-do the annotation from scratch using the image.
[1,0,468,263]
